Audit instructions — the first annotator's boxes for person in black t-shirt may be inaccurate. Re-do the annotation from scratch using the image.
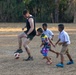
[15,9,36,61]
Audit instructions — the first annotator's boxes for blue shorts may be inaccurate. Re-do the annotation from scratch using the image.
[41,47,49,57]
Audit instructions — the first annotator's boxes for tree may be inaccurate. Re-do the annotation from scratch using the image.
[73,0,76,23]
[28,0,55,22]
[0,0,25,22]
[54,0,60,23]
[0,0,75,23]
[65,0,76,23]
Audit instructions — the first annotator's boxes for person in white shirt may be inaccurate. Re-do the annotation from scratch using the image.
[55,24,74,68]
[42,23,54,40]
[42,23,59,58]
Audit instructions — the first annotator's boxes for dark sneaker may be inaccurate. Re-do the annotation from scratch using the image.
[14,49,23,53]
[67,61,74,65]
[56,63,64,68]
[23,56,34,61]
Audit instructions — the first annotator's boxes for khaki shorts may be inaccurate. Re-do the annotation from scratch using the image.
[60,45,69,54]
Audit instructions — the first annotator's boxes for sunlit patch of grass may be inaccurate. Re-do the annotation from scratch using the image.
[0,27,76,32]
[0,28,22,32]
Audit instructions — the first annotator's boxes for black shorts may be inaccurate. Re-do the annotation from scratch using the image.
[27,35,35,40]
[24,31,36,40]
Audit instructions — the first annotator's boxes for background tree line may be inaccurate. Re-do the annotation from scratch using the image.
[0,0,76,23]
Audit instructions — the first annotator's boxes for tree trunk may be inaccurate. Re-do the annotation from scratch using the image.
[73,0,76,23]
[74,12,76,23]
[54,0,60,23]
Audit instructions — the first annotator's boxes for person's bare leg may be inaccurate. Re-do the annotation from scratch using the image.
[18,32,27,49]
[67,53,73,61]
[15,32,27,53]
[66,53,74,65]
[23,38,33,61]
[18,37,22,49]
[25,45,31,57]
[50,49,60,58]
[45,56,52,64]
[23,38,31,56]
[60,54,64,64]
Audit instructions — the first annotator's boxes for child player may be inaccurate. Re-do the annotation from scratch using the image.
[37,28,55,64]
[42,23,59,57]
[55,24,74,68]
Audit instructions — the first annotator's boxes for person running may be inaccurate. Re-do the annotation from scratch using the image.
[55,24,74,68]
[42,23,59,57]
[15,9,36,61]
[42,23,54,40]
[37,28,53,64]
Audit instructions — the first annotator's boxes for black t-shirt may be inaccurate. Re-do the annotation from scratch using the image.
[24,16,36,36]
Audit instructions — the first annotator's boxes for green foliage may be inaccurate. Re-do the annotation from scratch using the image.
[28,0,55,22]
[0,0,25,22]
[0,0,74,22]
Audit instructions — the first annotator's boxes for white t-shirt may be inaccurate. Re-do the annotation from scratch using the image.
[43,29,54,39]
[58,30,70,44]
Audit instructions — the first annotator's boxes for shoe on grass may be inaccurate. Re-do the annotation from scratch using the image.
[56,63,64,68]
[23,56,34,61]
[67,61,74,65]
[14,49,23,53]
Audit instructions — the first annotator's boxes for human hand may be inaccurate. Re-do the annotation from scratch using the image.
[40,44,43,47]
[51,38,53,41]
[58,42,62,45]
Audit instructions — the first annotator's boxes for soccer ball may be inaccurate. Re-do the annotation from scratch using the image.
[14,53,20,59]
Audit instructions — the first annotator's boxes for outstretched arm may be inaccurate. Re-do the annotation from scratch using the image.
[48,38,55,47]
[58,41,67,45]
[51,35,54,40]
[40,42,44,47]
[55,39,60,46]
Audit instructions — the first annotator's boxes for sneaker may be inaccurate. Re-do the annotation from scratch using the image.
[23,56,34,61]
[67,61,74,65]
[47,62,52,65]
[56,63,64,68]
[14,49,23,53]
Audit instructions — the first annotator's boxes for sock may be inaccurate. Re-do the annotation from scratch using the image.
[70,59,73,62]
[61,62,63,64]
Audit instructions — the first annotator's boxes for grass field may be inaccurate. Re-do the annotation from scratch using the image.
[0,23,76,75]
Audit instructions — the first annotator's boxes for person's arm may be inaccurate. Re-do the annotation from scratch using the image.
[48,38,55,47]
[22,26,26,30]
[51,35,54,40]
[40,41,45,47]
[36,31,39,36]
[27,18,34,35]
[49,30,54,40]
[55,39,60,46]
[40,42,44,47]
[58,34,69,45]
[58,42,67,45]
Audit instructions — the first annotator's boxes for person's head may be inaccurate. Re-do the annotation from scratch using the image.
[58,24,64,32]
[23,9,30,18]
[37,28,43,36]
[42,23,47,31]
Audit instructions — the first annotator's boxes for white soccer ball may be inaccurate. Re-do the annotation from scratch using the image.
[14,53,20,59]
